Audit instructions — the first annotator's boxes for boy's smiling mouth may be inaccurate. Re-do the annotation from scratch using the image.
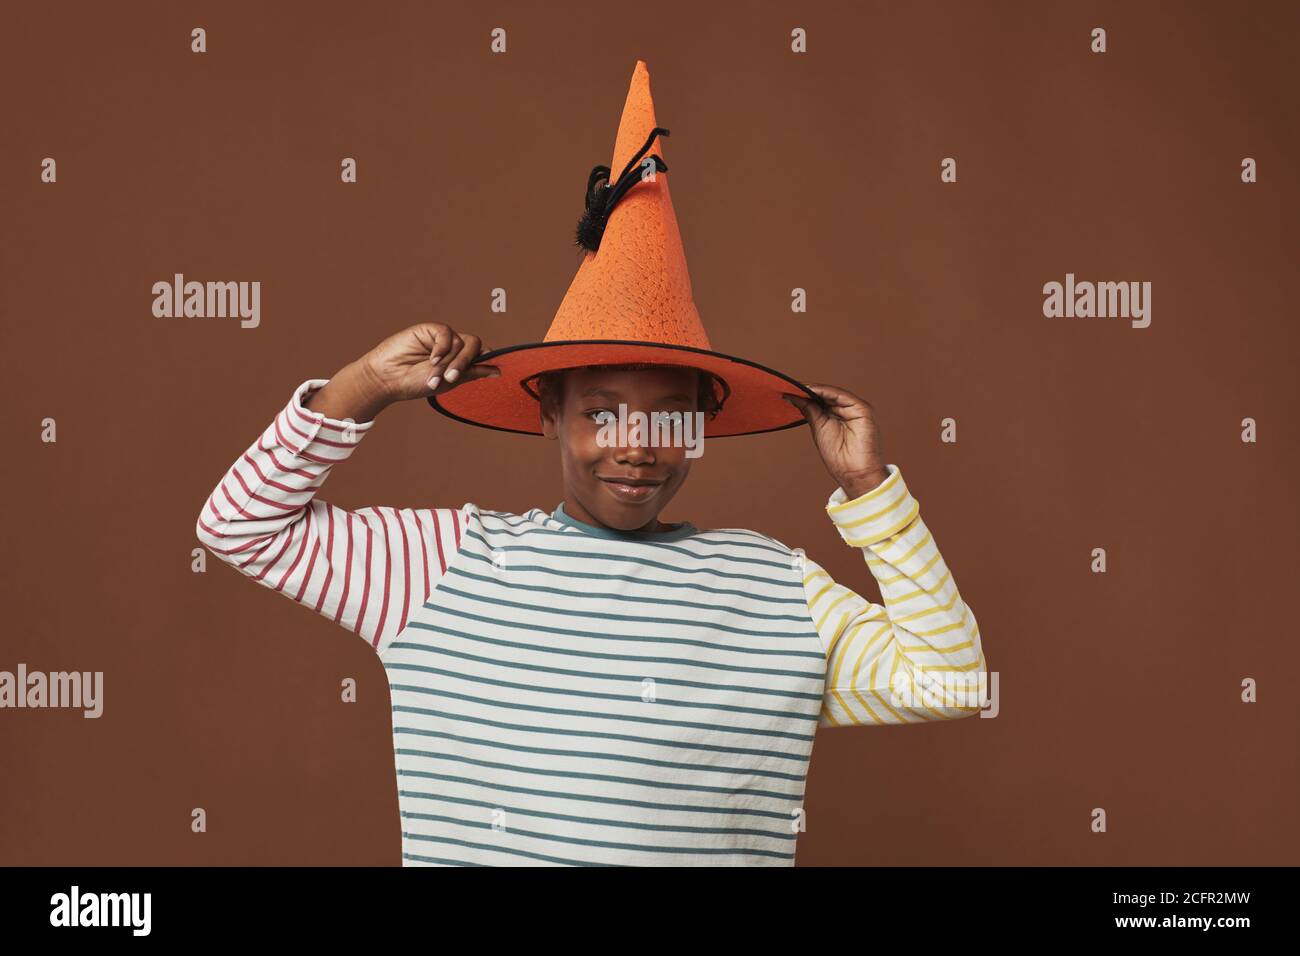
[598,475,665,503]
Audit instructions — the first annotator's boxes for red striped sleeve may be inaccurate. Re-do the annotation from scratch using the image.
[335,516,356,627]
[196,378,474,655]
[395,510,413,640]
[313,504,337,615]
[412,511,432,603]
[431,510,448,576]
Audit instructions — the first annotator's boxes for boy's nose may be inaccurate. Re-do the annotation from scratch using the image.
[614,441,655,463]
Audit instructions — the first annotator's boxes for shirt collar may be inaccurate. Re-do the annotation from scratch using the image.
[551,501,699,542]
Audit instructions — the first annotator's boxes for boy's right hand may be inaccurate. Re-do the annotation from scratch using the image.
[305,323,501,423]
[362,323,501,404]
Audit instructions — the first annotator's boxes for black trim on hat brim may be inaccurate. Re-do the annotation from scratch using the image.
[425,338,821,438]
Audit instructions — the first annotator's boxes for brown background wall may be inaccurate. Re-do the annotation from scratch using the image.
[1,0,1296,865]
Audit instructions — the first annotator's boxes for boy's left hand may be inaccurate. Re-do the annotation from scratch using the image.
[782,383,889,500]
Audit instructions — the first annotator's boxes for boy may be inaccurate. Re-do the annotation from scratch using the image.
[196,61,986,866]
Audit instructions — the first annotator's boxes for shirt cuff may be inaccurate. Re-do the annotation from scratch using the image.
[273,378,376,463]
[824,464,920,547]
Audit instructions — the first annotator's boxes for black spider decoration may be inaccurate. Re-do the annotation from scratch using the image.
[575,126,670,252]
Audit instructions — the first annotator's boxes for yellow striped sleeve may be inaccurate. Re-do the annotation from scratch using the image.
[803,464,988,728]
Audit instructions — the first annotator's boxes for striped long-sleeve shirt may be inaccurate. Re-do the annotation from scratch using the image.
[196,378,987,866]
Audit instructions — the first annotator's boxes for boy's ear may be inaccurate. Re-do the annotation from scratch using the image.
[539,400,558,439]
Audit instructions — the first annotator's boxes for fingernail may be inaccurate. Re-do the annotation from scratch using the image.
[445,368,459,382]
[427,375,441,389]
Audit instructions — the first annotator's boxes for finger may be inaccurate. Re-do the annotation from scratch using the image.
[803,384,876,421]
[414,322,451,359]
[443,333,484,384]
[782,392,829,426]
[428,334,465,387]
[419,325,449,365]
[459,364,501,383]
[800,382,860,407]
[429,363,500,397]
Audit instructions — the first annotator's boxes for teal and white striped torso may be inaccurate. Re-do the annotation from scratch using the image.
[379,503,826,866]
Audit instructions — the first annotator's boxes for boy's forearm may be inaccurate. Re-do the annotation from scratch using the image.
[303,358,391,423]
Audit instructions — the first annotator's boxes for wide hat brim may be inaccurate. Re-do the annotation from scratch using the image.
[427,339,818,438]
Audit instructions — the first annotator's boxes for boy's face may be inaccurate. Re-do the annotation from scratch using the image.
[539,366,699,532]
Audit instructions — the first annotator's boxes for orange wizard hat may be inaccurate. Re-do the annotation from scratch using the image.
[428,59,816,438]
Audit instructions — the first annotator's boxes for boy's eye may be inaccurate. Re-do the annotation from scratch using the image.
[586,409,615,425]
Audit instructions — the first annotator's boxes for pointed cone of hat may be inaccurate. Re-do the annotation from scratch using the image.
[429,59,816,438]
[547,61,708,349]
